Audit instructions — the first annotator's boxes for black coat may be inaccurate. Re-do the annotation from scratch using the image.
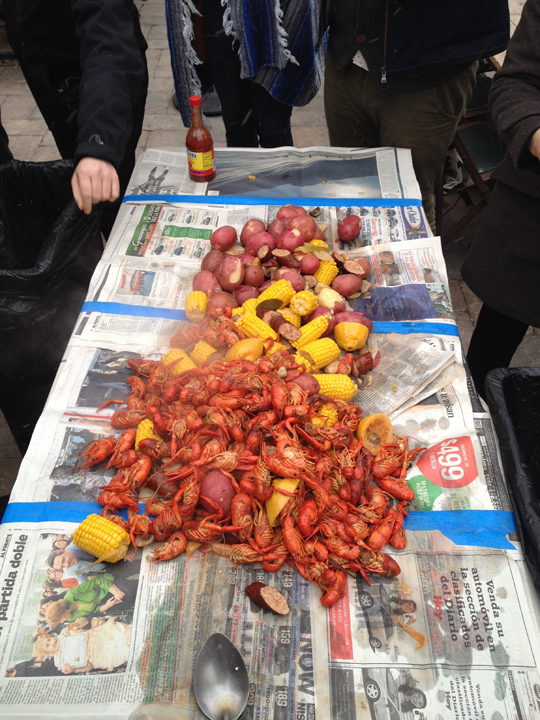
[326,0,510,95]
[4,0,148,172]
[462,0,540,327]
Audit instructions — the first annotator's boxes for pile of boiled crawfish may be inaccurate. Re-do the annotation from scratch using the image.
[81,342,424,608]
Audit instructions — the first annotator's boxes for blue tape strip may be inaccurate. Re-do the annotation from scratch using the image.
[81,302,187,322]
[80,303,458,337]
[122,194,422,207]
[1,502,146,525]
[405,510,517,550]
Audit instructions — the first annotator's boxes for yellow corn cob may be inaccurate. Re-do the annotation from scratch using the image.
[264,340,287,356]
[290,290,318,316]
[135,418,162,450]
[293,354,311,372]
[184,291,207,323]
[314,261,339,285]
[241,298,259,315]
[299,338,340,370]
[231,306,243,318]
[278,307,301,329]
[309,238,329,250]
[162,348,197,376]
[72,514,130,564]
[190,340,217,365]
[313,373,357,401]
[236,313,277,340]
[291,315,329,349]
[257,279,295,307]
[312,403,339,428]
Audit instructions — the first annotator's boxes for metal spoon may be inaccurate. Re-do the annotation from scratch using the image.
[194,633,250,720]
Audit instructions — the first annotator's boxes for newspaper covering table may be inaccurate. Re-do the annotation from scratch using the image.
[0,147,537,720]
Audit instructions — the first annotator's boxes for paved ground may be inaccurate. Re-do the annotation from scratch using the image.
[0,0,536,494]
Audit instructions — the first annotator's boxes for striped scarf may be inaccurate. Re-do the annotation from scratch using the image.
[166,0,325,127]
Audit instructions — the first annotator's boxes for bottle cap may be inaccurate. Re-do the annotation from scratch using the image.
[189,96,202,106]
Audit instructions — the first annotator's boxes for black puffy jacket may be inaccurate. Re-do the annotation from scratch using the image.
[326,0,510,94]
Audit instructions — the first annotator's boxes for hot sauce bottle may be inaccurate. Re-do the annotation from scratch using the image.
[186,95,216,182]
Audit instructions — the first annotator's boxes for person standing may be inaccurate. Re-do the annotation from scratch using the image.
[462,0,540,395]
[323,0,510,230]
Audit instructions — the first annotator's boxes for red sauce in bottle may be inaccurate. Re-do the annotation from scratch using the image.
[186,95,216,182]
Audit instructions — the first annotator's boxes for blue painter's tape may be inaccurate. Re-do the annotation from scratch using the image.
[371,321,459,336]
[1,501,147,525]
[405,510,517,550]
[82,302,187,322]
[122,194,422,207]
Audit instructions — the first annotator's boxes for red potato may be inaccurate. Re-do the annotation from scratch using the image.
[238,253,257,266]
[275,268,303,292]
[246,232,277,259]
[272,250,301,269]
[334,311,373,333]
[344,258,371,279]
[286,373,320,395]
[288,215,318,242]
[277,229,304,253]
[200,469,236,515]
[210,225,237,252]
[201,249,224,274]
[258,279,275,293]
[317,287,346,314]
[243,264,265,288]
[207,292,238,313]
[218,255,244,292]
[240,218,266,247]
[314,227,326,240]
[193,270,221,297]
[338,215,362,242]
[300,253,321,275]
[234,285,260,305]
[306,305,335,337]
[276,204,307,221]
[267,219,288,241]
[331,273,363,298]
[145,472,178,499]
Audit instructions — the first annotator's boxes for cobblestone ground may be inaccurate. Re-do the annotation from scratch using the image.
[0,0,535,494]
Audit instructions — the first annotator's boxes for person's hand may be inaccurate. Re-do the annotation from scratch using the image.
[109,585,125,602]
[71,157,120,214]
[100,597,121,612]
[529,128,540,161]
[63,664,75,675]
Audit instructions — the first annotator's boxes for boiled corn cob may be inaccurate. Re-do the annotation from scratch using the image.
[308,238,329,250]
[241,298,259,315]
[135,418,162,451]
[313,373,357,401]
[293,354,311,372]
[231,306,243,318]
[236,313,277,341]
[162,348,197,376]
[314,261,339,285]
[312,403,339,428]
[184,291,208,323]
[278,307,301,329]
[290,290,318,316]
[291,315,329,349]
[72,514,130,564]
[190,340,217,365]
[264,340,287,356]
[299,338,340,370]
[257,279,295,307]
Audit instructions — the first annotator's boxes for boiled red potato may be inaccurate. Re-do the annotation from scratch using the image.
[277,229,304,252]
[201,249,224,274]
[210,225,237,252]
[334,311,373,333]
[238,252,256,266]
[240,218,266,247]
[274,268,303,292]
[243,264,265,288]
[193,270,221,296]
[344,258,371,280]
[338,214,362,242]
[207,292,238,312]
[234,285,260,304]
[200,470,235,515]
[288,215,317,242]
[276,204,307,221]
[246,232,277,262]
[331,273,363,298]
[267,219,288,241]
[286,372,320,395]
[299,253,320,275]
[218,255,244,292]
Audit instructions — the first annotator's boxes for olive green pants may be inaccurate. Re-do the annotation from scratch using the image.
[324,48,477,230]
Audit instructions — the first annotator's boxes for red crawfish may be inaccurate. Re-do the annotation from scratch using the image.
[106,428,136,469]
[75,437,116,469]
[358,549,401,577]
[389,501,409,549]
[149,532,188,564]
[367,506,397,551]
[204,542,264,564]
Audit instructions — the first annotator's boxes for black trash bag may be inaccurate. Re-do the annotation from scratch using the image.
[0,159,102,454]
[485,368,540,594]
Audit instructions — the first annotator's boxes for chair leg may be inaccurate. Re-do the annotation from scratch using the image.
[453,134,492,206]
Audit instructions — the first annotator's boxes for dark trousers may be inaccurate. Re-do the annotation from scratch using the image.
[203,0,293,148]
[324,47,477,229]
[467,303,529,398]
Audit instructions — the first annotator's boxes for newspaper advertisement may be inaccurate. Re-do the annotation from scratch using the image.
[126,148,207,197]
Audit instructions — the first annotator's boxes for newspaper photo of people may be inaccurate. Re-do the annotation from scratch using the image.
[5,533,140,678]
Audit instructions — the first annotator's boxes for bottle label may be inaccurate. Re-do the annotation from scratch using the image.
[187,149,215,178]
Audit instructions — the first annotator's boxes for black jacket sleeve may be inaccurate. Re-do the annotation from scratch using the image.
[71,0,148,169]
[489,0,540,172]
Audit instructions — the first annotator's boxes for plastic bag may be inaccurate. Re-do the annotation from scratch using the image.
[0,160,102,453]
[485,368,540,594]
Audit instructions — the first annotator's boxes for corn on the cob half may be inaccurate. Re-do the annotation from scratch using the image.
[162,348,197,376]
[293,354,312,372]
[257,279,295,307]
[308,238,329,250]
[72,514,130,564]
[236,313,277,341]
[291,315,329,349]
[278,307,301,329]
[312,403,339,428]
[184,291,208,323]
[190,340,217,365]
[231,306,243,318]
[264,340,287,356]
[290,290,318,316]
[298,338,340,370]
[241,298,259,315]
[314,261,339,285]
[313,373,357,400]
[135,418,162,450]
